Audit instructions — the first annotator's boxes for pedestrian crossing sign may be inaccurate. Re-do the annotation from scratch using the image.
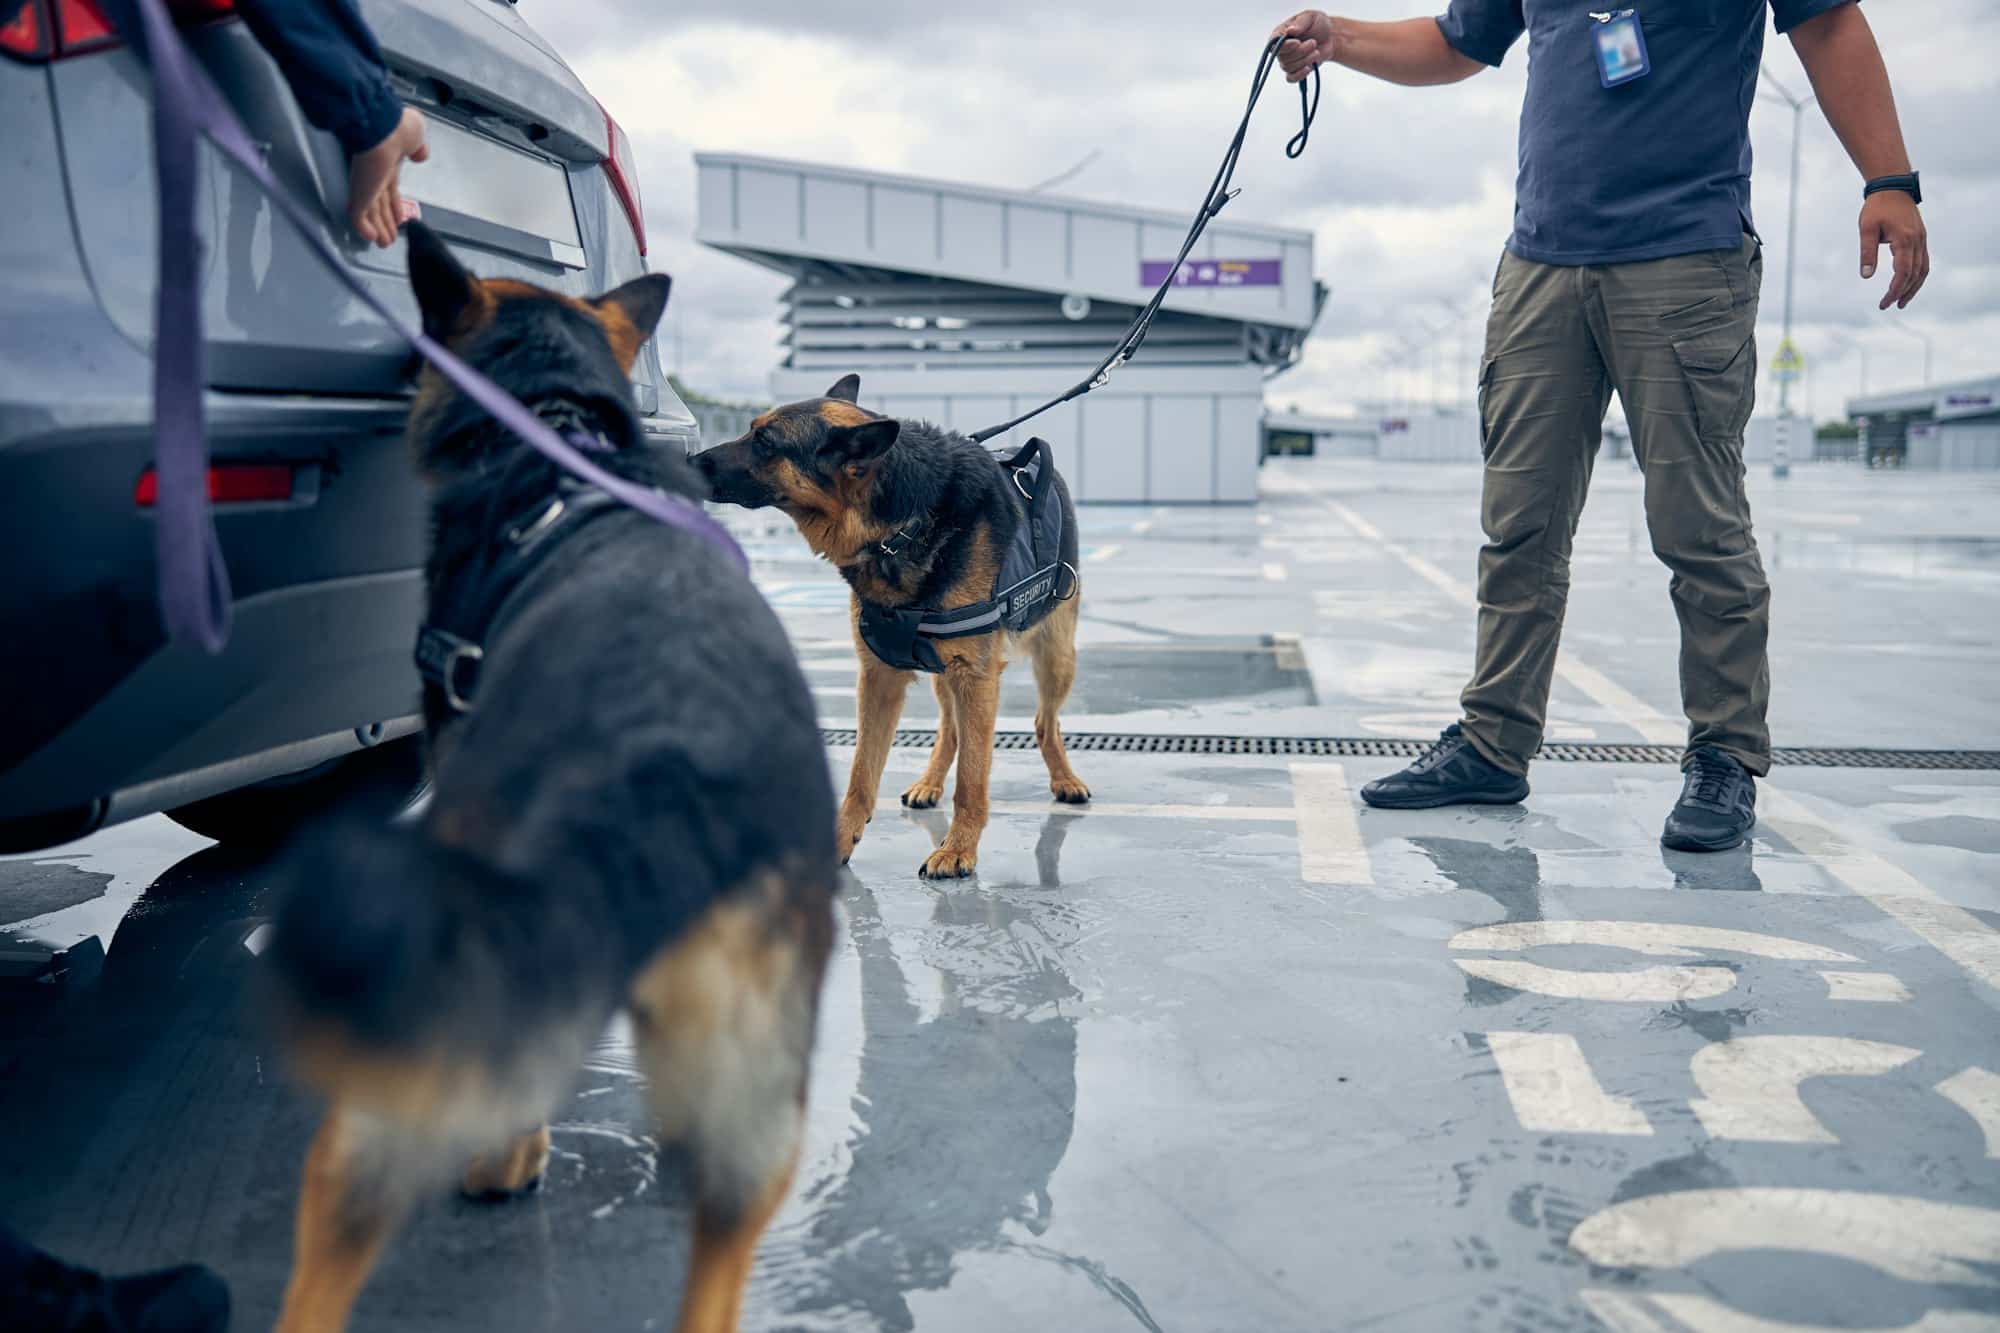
[1771,338,1805,384]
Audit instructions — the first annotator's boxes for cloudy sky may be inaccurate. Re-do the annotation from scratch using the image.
[525,1,1998,421]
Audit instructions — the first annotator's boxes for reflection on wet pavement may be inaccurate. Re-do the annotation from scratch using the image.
[4,462,1999,1330]
[762,880,1104,1333]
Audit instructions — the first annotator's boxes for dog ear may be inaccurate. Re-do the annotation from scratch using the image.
[595,273,673,341]
[825,373,862,403]
[817,418,899,470]
[406,221,481,343]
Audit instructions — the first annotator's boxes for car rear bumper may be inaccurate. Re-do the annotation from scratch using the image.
[0,384,698,844]
[0,390,426,829]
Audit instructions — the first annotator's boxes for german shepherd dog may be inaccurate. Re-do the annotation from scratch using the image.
[263,224,836,1333]
[693,376,1088,879]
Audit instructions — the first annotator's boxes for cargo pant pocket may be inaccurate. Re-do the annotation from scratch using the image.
[1476,357,1496,457]
[1668,320,1757,445]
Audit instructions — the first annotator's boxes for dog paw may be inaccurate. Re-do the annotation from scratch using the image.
[901,780,944,809]
[918,846,978,879]
[1051,777,1092,804]
[461,1129,550,1201]
[836,805,871,863]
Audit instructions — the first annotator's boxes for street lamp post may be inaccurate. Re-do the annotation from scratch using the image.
[1887,319,1934,385]
[1824,330,1870,397]
[1759,69,1817,480]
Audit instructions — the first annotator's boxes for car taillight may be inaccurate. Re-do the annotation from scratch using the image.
[0,2,48,59]
[135,463,292,507]
[598,100,647,257]
[2,0,235,63]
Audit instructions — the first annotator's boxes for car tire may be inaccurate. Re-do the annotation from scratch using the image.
[166,736,428,845]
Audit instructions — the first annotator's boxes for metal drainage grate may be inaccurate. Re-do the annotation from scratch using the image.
[818,729,2000,770]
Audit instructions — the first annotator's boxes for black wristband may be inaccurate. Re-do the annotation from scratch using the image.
[1864,172,1921,205]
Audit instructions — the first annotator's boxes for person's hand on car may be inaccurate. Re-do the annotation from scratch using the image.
[1272,10,1335,82]
[348,106,429,247]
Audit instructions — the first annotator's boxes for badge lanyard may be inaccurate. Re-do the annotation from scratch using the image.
[1590,9,1651,88]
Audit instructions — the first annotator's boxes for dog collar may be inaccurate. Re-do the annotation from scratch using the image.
[415,484,624,714]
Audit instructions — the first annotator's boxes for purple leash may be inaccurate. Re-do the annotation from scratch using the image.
[124,0,746,655]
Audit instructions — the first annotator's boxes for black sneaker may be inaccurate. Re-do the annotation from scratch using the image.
[1662,746,1757,852]
[1360,723,1529,810]
[10,1252,230,1332]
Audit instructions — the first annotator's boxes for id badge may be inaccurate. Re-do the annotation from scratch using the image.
[1591,10,1650,88]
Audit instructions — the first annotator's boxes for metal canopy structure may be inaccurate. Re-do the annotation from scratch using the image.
[695,152,1323,502]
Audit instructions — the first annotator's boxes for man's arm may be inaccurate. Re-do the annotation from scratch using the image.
[1272,11,1487,86]
[1788,3,1928,308]
[235,0,430,247]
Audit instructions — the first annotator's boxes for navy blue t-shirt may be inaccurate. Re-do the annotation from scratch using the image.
[1437,0,1856,265]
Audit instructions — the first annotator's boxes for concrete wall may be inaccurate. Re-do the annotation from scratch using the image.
[1376,410,1480,462]
[776,363,1265,503]
[1311,429,1379,459]
[688,402,760,449]
[1908,420,2000,470]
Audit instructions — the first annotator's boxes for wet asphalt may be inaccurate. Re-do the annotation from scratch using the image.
[4,458,1999,1331]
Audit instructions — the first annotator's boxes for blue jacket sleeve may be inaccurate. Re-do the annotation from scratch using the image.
[1771,0,1858,35]
[234,0,404,156]
[1435,0,1526,67]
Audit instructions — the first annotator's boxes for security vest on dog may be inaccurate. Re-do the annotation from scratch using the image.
[856,437,1077,675]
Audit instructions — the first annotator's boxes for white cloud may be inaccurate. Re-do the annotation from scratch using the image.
[531,0,1999,417]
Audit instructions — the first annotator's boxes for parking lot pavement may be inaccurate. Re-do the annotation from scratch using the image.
[5,459,1999,1330]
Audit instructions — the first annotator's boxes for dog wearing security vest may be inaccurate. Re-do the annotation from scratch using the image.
[694,374,1088,879]
[262,223,836,1333]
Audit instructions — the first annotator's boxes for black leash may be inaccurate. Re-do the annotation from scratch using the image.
[969,36,1320,445]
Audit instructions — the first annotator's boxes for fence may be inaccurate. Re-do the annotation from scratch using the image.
[687,401,762,450]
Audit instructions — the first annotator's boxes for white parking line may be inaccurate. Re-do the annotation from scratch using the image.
[1289,762,1371,885]
[1571,1188,2000,1287]
[1936,1068,2000,1159]
[1764,786,2000,995]
[1689,1036,1920,1143]
[1817,970,1912,1002]
[1457,958,1737,1004]
[1486,1032,1653,1136]
[1449,920,1855,1004]
[873,796,1293,822]
[1086,544,1122,563]
[1315,494,1683,746]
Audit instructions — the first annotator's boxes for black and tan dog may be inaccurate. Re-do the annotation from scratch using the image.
[694,376,1089,879]
[263,223,836,1333]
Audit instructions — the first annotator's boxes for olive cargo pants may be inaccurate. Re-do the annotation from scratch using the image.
[1460,234,1771,777]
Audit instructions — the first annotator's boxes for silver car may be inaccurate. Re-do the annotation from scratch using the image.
[0,0,696,850]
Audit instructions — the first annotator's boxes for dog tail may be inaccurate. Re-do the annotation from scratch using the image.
[263,816,617,1099]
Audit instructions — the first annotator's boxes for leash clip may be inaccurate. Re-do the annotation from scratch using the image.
[1090,354,1126,391]
[507,496,567,546]
[415,626,485,714]
[439,641,483,713]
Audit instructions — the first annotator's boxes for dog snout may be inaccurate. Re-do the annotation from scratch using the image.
[689,441,772,508]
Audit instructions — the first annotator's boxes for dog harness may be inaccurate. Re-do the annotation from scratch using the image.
[856,438,1077,675]
[415,479,628,715]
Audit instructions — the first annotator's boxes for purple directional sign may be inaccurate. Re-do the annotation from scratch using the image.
[1140,258,1282,288]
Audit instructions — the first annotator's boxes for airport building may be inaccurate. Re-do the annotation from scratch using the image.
[1848,375,2000,469]
[693,153,1322,502]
